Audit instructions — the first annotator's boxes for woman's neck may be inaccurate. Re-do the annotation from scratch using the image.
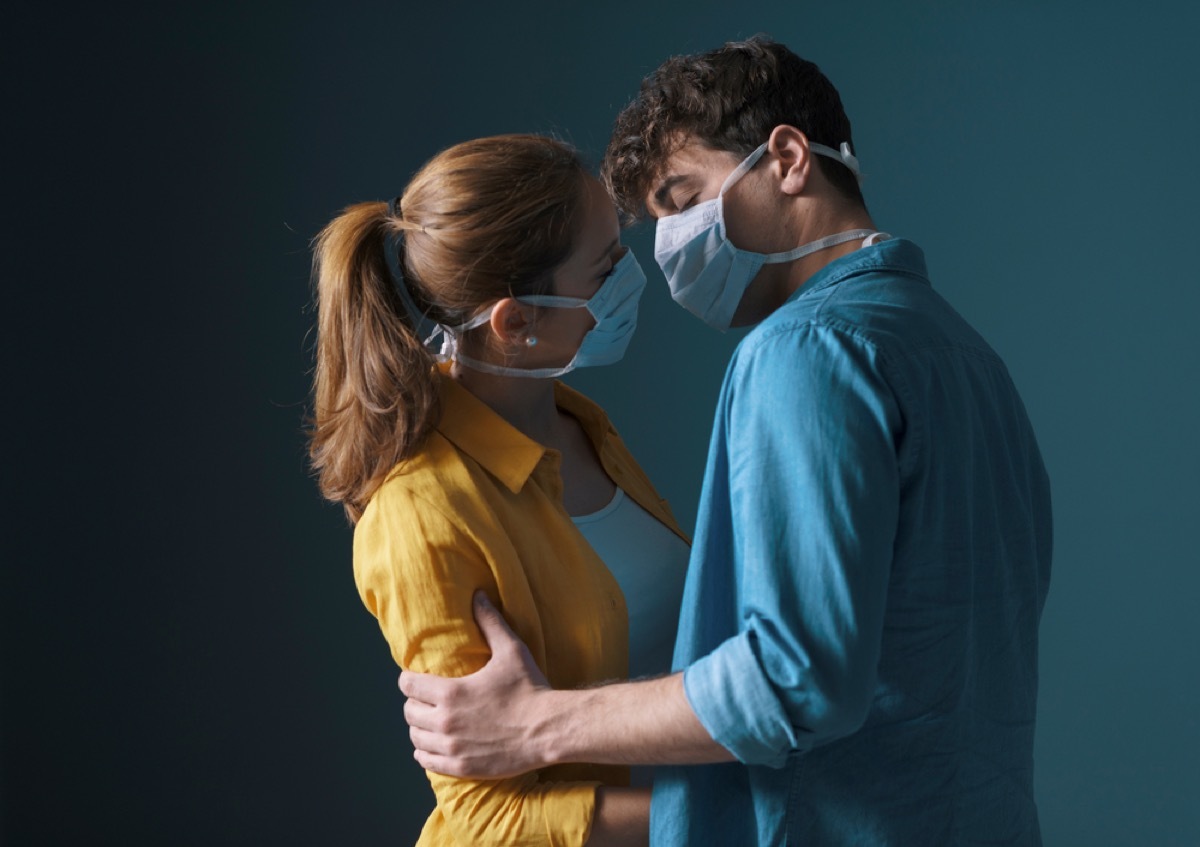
[449,361,564,447]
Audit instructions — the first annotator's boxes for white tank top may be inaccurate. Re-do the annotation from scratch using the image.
[572,487,690,680]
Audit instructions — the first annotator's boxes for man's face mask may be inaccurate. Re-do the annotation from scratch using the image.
[653,141,872,331]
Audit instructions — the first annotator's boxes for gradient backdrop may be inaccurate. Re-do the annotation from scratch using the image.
[4,2,1198,844]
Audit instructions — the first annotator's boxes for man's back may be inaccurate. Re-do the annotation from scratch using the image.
[652,238,1052,845]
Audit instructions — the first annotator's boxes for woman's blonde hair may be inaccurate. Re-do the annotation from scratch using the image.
[309,134,588,521]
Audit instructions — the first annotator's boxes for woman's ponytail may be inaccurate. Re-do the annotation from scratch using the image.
[309,202,439,522]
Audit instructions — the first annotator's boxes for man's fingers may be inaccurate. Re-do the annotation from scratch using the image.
[398,668,441,703]
[412,745,506,779]
[472,591,520,654]
[409,725,453,757]
[403,696,440,732]
[413,749,469,778]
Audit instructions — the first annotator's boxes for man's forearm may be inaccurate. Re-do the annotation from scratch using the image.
[401,596,736,779]
[538,673,735,768]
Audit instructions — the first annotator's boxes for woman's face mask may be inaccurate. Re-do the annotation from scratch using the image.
[438,249,648,379]
[653,141,871,331]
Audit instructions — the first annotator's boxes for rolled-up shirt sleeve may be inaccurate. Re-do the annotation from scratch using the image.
[682,323,903,768]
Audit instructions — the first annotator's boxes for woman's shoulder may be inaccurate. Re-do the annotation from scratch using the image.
[364,430,477,515]
[353,431,492,572]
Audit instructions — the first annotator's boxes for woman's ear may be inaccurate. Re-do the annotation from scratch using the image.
[488,298,537,349]
[767,124,814,196]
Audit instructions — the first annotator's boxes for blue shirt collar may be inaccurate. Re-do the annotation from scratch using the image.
[786,237,930,305]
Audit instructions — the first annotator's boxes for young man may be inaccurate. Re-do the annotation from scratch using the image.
[401,36,1052,846]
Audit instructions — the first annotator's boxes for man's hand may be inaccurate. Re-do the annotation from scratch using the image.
[401,592,734,778]
[399,591,556,778]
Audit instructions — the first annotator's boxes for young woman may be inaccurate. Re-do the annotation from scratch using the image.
[308,135,690,846]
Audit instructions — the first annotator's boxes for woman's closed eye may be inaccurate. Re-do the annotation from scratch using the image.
[595,246,626,283]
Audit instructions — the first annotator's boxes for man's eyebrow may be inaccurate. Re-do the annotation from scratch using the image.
[652,175,688,211]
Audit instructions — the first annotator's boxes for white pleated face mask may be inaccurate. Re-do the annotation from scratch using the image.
[435,249,647,379]
[653,141,874,331]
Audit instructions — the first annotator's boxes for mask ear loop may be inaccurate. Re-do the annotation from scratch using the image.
[423,324,456,362]
[723,140,863,197]
[810,141,863,184]
[718,143,770,198]
[428,259,627,367]
[427,307,494,363]
[430,295,582,363]
[439,300,579,380]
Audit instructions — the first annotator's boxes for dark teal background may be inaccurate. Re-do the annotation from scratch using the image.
[4,2,1197,844]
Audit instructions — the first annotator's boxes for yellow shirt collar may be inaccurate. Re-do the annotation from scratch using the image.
[435,370,615,495]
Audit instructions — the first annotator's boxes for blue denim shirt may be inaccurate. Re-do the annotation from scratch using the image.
[651,239,1052,846]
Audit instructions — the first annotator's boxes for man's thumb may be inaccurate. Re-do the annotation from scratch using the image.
[472,591,517,651]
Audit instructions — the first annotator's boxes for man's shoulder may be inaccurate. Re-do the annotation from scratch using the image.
[733,277,894,365]
[756,265,995,366]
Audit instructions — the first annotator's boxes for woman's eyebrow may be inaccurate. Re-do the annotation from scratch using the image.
[591,238,619,266]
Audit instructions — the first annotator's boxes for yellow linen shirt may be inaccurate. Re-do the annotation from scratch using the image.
[354,372,688,847]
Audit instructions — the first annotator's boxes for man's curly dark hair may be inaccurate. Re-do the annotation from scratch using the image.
[601,35,865,222]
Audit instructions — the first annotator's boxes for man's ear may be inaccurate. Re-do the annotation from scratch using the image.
[767,124,815,196]
[488,298,536,349]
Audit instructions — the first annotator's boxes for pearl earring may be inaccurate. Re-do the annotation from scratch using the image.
[525,336,538,347]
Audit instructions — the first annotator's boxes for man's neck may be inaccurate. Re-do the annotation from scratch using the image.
[782,198,877,297]
[733,203,876,326]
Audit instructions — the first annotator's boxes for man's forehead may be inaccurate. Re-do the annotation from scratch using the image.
[655,139,723,180]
